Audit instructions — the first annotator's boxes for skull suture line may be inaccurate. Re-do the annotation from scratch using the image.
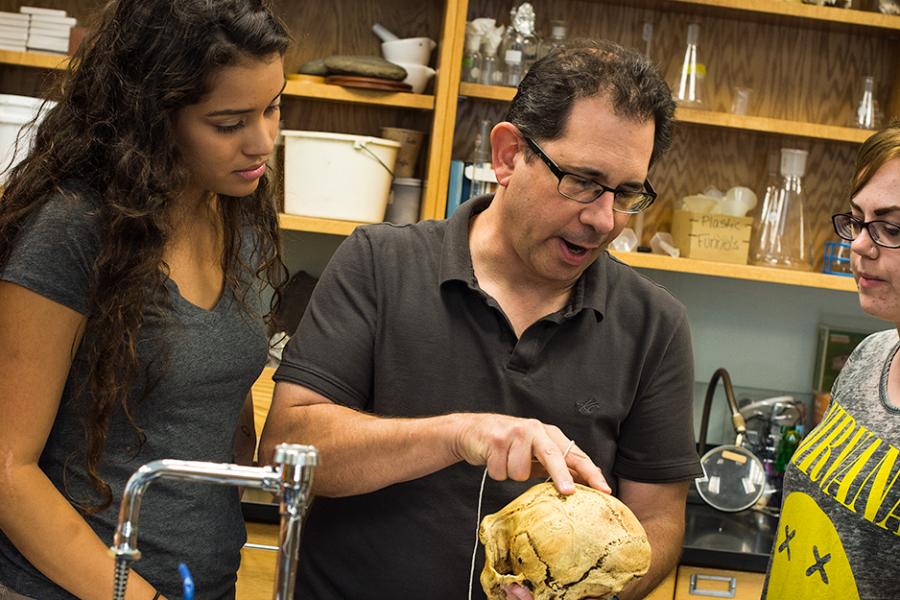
[479,483,651,600]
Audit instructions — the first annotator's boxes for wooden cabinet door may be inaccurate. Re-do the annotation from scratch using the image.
[674,566,765,600]
[645,568,677,599]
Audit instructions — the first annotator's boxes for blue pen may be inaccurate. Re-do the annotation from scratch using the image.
[178,562,195,600]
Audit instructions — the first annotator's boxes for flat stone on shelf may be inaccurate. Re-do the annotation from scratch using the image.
[323,55,407,81]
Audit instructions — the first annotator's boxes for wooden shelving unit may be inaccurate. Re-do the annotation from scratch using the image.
[0,0,894,296]
[663,0,900,32]
[609,251,857,292]
[278,213,365,236]
[0,51,437,111]
[283,79,434,111]
[459,83,876,145]
[278,210,857,292]
[0,49,67,70]
[674,107,875,144]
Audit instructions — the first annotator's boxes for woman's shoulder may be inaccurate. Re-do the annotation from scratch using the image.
[853,329,899,358]
[24,183,101,235]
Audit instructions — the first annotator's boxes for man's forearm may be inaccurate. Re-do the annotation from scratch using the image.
[261,402,465,497]
[619,515,683,600]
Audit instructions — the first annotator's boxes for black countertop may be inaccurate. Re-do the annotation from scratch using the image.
[243,489,781,573]
[682,491,778,573]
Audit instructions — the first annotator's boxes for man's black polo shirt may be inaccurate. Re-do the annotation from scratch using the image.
[275,195,701,599]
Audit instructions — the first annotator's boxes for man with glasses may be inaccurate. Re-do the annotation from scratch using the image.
[262,40,700,600]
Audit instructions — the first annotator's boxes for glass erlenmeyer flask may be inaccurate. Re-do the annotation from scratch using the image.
[852,75,882,130]
[750,152,780,259]
[752,148,813,271]
[674,23,705,107]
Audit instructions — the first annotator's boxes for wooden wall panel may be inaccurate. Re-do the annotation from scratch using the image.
[272,0,446,74]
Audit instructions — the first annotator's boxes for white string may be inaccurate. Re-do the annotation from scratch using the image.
[468,439,576,600]
[468,467,489,600]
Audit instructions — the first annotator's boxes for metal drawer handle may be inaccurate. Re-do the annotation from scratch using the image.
[244,542,278,551]
[689,573,737,598]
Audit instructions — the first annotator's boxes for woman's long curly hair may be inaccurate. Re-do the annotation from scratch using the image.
[0,0,290,512]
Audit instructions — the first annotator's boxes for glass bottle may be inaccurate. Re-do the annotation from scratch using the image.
[503,34,524,87]
[479,35,501,86]
[774,426,801,474]
[752,148,813,271]
[538,19,568,58]
[641,21,653,63]
[516,3,540,75]
[468,119,494,199]
[750,152,780,259]
[852,75,881,130]
[462,33,483,83]
[674,23,705,107]
[498,5,519,72]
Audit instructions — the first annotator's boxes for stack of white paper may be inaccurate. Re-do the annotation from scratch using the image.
[0,11,30,52]
[20,6,77,55]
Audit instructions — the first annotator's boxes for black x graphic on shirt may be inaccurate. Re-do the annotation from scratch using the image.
[806,545,832,585]
[778,525,796,561]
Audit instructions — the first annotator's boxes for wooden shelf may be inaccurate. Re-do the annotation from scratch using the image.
[459,82,517,102]
[284,79,434,110]
[459,83,875,144]
[278,213,366,236]
[0,51,435,111]
[674,106,874,144]
[0,49,67,70]
[663,0,900,33]
[609,250,858,292]
[276,213,857,292]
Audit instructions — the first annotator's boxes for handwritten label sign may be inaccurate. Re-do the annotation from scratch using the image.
[671,210,753,264]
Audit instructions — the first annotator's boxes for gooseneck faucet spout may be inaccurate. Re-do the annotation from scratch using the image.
[109,443,318,600]
[697,368,747,455]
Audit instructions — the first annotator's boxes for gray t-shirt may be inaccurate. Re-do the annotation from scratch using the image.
[0,191,268,599]
[763,329,900,600]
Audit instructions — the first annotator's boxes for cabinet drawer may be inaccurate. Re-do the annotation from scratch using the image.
[645,569,677,600]
[675,566,765,600]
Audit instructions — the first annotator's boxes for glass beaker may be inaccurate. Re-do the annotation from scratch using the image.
[752,148,813,271]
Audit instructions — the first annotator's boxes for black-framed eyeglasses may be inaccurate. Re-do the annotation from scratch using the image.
[522,136,656,214]
[832,212,900,249]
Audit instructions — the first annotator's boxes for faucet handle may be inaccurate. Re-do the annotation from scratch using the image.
[273,443,319,467]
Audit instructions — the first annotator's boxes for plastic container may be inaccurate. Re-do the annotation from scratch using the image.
[381,37,436,66]
[282,131,400,223]
[383,177,422,225]
[0,94,54,182]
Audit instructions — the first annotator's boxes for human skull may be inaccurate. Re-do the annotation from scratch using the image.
[479,483,651,600]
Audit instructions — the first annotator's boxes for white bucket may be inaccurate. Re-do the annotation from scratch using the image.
[282,130,401,223]
[0,94,54,182]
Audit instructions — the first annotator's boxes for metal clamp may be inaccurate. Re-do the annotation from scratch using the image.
[689,573,737,598]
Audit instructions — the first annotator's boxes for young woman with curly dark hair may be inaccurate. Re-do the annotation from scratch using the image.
[0,1,289,598]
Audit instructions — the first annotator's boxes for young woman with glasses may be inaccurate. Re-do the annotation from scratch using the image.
[763,121,900,600]
[0,1,289,598]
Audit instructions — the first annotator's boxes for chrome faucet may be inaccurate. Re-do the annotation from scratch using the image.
[109,443,318,600]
